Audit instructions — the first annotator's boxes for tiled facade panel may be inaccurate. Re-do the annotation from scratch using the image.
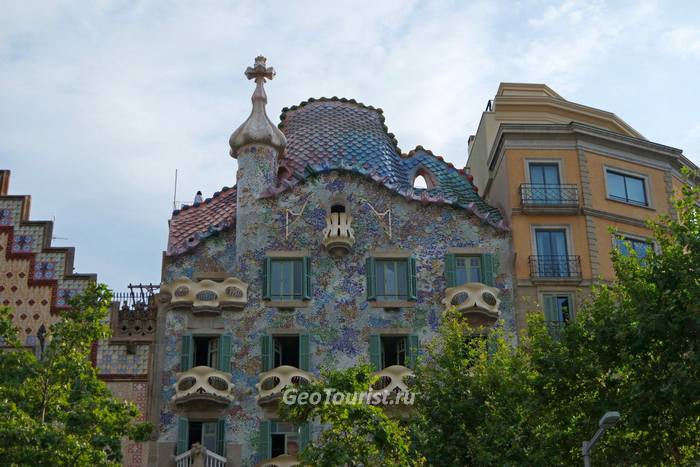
[158,170,514,465]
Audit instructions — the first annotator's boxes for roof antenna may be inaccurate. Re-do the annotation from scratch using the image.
[172,169,178,211]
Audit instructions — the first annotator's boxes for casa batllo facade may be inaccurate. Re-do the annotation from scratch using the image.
[146,57,515,466]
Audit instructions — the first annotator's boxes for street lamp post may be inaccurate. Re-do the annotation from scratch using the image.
[582,411,620,467]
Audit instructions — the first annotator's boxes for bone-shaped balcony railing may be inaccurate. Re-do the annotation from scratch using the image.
[256,365,315,401]
[369,364,414,396]
[173,366,235,406]
[322,212,355,254]
[161,277,248,313]
[443,282,501,320]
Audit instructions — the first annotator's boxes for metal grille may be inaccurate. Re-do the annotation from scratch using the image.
[529,255,582,278]
[520,184,579,207]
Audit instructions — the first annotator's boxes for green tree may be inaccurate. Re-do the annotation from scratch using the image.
[0,283,152,467]
[413,180,700,465]
[279,363,424,467]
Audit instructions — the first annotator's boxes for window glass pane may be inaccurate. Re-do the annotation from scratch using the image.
[542,165,560,185]
[556,295,571,323]
[529,164,545,185]
[270,259,302,299]
[455,257,468,285]
[271,261,283,296]
[201,422,217,452]
[607,171,627,200]
[396,261,407,297]
[293,260,303,295]
[625,176,647,204]
[375,260,408,300]
[469,257,482,282]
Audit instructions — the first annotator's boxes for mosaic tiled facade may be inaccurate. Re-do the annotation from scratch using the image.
[147,58,515,466]
[0,170,95,347]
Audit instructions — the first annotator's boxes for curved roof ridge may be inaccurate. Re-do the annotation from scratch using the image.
[402,144,480,193]
[279,96,401,152]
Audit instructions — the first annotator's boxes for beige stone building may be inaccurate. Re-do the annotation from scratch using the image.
[466,83,696,330]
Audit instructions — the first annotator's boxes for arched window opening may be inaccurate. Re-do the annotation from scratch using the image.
[277,166,291,181]
[413,175,428,189]
[330,204,346,213]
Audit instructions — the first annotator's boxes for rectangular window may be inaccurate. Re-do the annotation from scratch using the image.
[193,336,218,368]
[375,259,408,301]
[270,259,303,300]
[273,335,300,368]
[178,418,225,456]
[543,293,573,337]
[606,170,648,206]
[454,256,482,285]
[264,256,311,301]
[529,163,562,204]
[614,235,651,259]
[271,422,300,458]
[535,229,570,277]
[370,334,419,370]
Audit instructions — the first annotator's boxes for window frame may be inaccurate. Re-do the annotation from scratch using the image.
[612,233,654,259]
[263,252,312,308]
[366,252,417,307]
[453,255,483,285]
[604,166,652,208]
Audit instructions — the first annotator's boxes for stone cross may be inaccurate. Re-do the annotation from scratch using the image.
[244,55,275,82]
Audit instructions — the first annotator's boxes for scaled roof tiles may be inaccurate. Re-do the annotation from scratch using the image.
[166,98,506,256]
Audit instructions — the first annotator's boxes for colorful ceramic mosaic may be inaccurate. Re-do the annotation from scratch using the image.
[95,342,150,375]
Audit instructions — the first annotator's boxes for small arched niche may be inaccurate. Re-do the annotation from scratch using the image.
[412,167,437,189]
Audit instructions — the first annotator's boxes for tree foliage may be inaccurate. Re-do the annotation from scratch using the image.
[0,284,152,467]
[280,363,424,467]
[412,181,700,465]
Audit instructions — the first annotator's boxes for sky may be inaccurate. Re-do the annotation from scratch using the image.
[2,0,700,291]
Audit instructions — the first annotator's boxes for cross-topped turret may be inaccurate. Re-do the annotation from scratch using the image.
[229,55,286,158]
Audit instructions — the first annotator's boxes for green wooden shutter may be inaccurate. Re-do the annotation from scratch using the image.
[369,334,382,371]
[481,253,495,286]
[218,334,232,373]
[302,257,312,300]
[261,334,273,371]
[407,334,419,369]
[444,253,456,288]
[177,417,189,455]
[366,257,376,300]
[216,418,226,456]
[408,256,417,301]
[300,422,311,451]
[543,295,558,323]
[263,257,272,300]
[299,334,310,371]
[180,334,193,371]
[258,420,271,461]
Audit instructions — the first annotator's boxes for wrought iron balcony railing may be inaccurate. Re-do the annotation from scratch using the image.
[520,184,579,208]
[529,255,582,279]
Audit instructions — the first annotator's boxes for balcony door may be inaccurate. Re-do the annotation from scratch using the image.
[535,229,569,277]
[529,163,561,204]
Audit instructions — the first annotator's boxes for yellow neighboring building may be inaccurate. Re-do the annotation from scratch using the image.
[466,83,696,330]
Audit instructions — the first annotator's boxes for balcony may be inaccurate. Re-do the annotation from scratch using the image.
[175,443,226,467]
[256,365,315,415]
[443,282,501,328]
[322,212,355,256]
[257,454,300,467]
[529,255,582,282]
[160,277,248,314]
[369,365,414,416]
[173,366,235,416]
[519,184,579,213]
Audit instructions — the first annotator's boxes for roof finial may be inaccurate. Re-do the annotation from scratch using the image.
[229,56,286,158]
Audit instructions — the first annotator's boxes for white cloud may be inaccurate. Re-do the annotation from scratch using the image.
[662,27,700,58]
[1,0,698,288]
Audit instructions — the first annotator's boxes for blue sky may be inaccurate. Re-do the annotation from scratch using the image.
[2,0,699,291]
